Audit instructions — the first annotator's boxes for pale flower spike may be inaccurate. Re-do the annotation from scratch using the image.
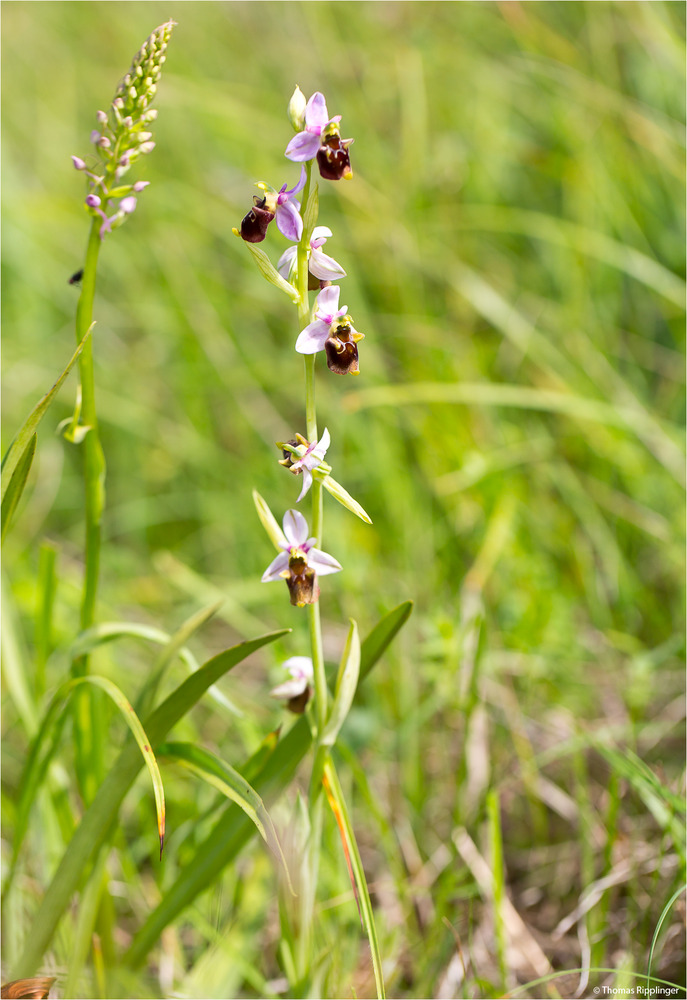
[72,20,175,239]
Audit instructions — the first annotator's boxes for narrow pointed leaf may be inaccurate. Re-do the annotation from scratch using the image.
[360,600,413,682]
[134,600,226,719]
[159,741,294,893]
[1,325,94,502]
[320,474,372,524]
[11,629,289,978]
[245,244,301,303]
[253,489,287,549]
[7,674,166,888]
[1,434,36,540]
[321,619,360,747]
[68,621,200,672]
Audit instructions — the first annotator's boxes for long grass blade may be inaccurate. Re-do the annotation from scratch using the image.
[160,741,293,892]
[646,884,687,993]
[323,759,385,1000]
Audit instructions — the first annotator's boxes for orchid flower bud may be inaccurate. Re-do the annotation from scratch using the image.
[287,85,307,132]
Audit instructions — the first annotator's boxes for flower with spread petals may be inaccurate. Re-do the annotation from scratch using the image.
[285,92,339,162]
[262,509,341,606]
[278,428,330,501]
[238,167,306,243]
[295,286,364,375]
[284,92,354,180]
[270,656,313,713]
[277,227,346,283]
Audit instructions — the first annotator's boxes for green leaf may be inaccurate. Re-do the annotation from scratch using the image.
[5,673,167,902]
[1,324,94,503]
[125,713,310,969]
[244,244,301,303]
[320,474,372,524]
[124,604,413,968]
[253,489,287,550]
[360,599,413,683]
[1,433,36,541]
[10,628,289,978]
[159,741,293,893]
[321,619,360,747]
[133,601,226,719]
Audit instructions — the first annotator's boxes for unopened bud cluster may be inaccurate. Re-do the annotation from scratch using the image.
[71,20,175,238]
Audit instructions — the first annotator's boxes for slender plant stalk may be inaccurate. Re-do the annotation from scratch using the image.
[296,164,328,737]
[74,218,106,639]
[290,161,333,990]
[72,217,107,804]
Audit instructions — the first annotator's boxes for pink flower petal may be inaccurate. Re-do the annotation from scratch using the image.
[297,469,313,502]
[305,92,329,130]
[283,509,309,547]
[307,547,342,576]
[277,246,297,278]
[270,677,308,699]
[285,131,320,162]
[310,248,346,281]
[295,320,330,354]
[276,200,303,242]
[262,551,290,582]
[315,284,341,316]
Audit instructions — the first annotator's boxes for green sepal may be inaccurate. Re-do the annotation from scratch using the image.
[253,489,287,549]
[319,473,372,524]
[321,619,360,747]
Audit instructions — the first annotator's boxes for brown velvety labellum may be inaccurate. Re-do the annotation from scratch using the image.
[325,337,359,375]
[1,978,56,999]
[287,685,312,714]
[316,134,352,181]
[286,557,318,606]
[239,198,275,242]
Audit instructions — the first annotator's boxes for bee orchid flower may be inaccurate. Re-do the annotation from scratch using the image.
[284,91,353,180]
[278,428,331,501]
[295,285,364,374]
[277,227,346,283]
[262,509,341,606]
[270,655,314,713]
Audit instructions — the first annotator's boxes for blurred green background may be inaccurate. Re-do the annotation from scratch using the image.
[2,2,685,998]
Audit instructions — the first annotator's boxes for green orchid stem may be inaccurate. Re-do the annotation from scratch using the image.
[292,163,330,992]
[296,165,328,738]
[75,218,105,638]
[73,217,107,802]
